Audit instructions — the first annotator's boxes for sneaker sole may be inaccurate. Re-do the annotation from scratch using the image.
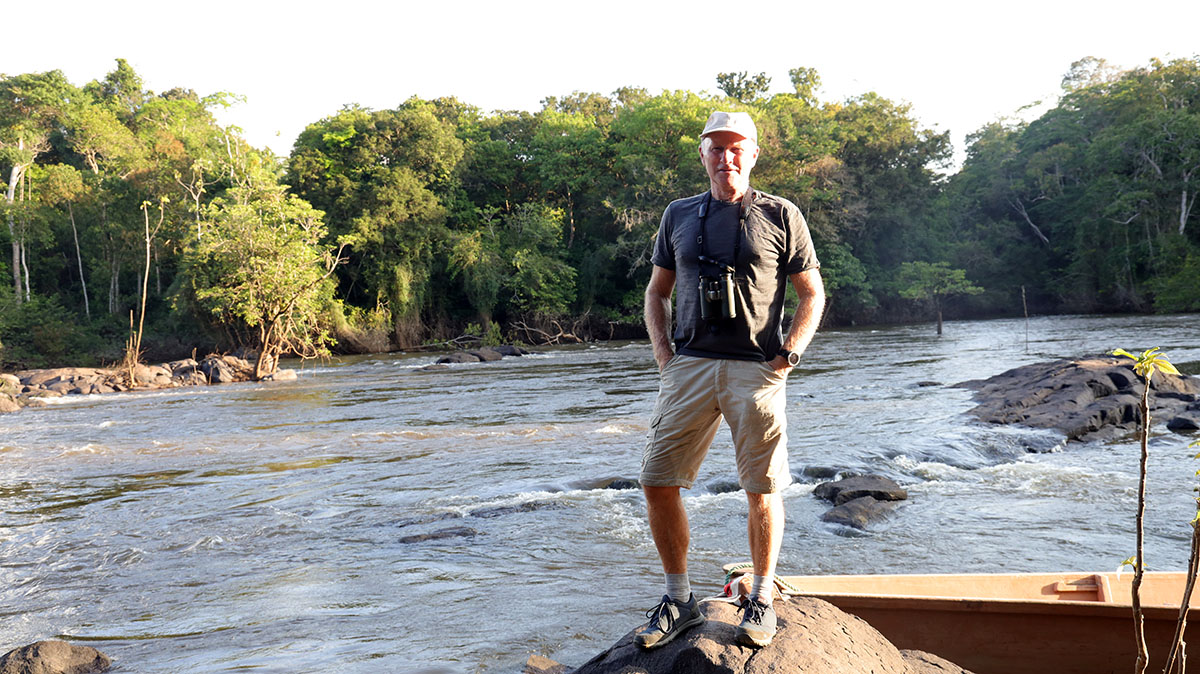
[735,627,774,648]
[635,614,706,650]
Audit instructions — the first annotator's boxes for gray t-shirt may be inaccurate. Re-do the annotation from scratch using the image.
[651,189,820,361]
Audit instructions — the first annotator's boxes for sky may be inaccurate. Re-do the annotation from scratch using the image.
[7,0,1200,168]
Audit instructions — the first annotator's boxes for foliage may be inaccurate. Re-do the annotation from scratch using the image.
[7,55,1200,368]
[897,261,983,333]
[179,176,341,378]
[0,284,102,369]
[716,71,772,103]
[1112,347,1181,379]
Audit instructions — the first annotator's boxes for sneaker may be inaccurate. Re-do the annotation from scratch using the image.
[735,598,776,647]
[634,594,705,649]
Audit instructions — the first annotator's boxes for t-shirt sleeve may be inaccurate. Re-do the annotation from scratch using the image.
[650,204,676,270]
[783,203,820,275]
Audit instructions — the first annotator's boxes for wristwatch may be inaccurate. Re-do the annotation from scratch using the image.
[779,349,800,367]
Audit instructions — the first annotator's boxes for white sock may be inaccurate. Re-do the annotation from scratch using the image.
[750,574,773,605]
[665,572,691,603]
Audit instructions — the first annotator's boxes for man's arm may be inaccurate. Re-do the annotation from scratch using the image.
[768,267,825,372]
[644,265,676,370]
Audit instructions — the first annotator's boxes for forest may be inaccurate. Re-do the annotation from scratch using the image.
[1,56,1198,372]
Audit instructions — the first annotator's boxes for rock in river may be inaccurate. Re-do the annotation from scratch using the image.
[814,475,908,505]
[0,640,111,674]
[957,355,1200,441]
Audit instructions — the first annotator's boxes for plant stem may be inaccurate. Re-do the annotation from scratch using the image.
[1163,521,1200,674]
[1134,382,1151,674]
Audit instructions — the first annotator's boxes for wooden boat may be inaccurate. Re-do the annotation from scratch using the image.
[770,570,1198,674]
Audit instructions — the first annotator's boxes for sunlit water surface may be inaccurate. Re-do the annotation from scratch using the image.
[2,314,1199,672]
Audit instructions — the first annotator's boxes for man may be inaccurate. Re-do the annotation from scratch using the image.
[636,111,824,649]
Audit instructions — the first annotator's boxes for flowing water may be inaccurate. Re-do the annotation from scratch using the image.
[2,314,1200,672]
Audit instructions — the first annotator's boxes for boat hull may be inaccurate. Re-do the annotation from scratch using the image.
[769,571,1197,674]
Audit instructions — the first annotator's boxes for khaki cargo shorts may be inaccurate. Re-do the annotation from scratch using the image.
[640,355,791,494]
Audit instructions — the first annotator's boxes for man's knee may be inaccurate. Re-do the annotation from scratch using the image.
[745,491,783,513]
[644,484,682,505]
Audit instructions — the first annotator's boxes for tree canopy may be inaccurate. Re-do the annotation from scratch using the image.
[3,56,1199,369]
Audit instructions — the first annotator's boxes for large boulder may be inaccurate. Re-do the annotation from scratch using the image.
[813,475,907,530]
[0,373,19,396]
[0,394,20,413]
[0,640,111,674]
[198,354,254,383]
[1167,413,1200,432]
[468,347,504,362]
[813,475,908,505]
[436,352,482,364]
[566,597,970,674]
[957,355,1200,441]
[18,368,103,388]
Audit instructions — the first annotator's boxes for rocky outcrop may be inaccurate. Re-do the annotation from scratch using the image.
[559,597,972,674]
[0,354,296,414]
[957,355,1200,441]
[814,475,908,529]
[0,640,111,674]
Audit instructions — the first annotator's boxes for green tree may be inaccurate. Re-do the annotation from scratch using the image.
[897,261,983,335]
[716,71,772,103]
[180,178,343,379]
[287,100,464,345]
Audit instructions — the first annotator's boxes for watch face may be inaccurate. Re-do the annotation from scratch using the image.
[787,351,800,367]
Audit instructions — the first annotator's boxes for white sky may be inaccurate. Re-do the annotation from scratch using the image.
[7,0,1200,168]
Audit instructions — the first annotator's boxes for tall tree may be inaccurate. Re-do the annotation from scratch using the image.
[716,71,772,103]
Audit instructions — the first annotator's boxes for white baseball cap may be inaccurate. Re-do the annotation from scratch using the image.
[700,111,758,144]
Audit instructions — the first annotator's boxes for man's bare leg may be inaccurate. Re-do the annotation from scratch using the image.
[746,491,784,586]
[644,485,689,574]
[636,484,704,649]
[737,490,783,647]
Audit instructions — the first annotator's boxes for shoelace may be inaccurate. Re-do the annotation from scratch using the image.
[645,596,677,633]
[739,599,766,626]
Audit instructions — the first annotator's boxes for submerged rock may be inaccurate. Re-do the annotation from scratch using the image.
[261,369,297,382]
[398,526,478,544]
[957,355,1200,441]
[430,344,528,367]
[0,640,111,674]
[524,654,570,674]
[469,500,565,519]
[436,352,482,364]
[565,596,971,674]
[822,495,899,529]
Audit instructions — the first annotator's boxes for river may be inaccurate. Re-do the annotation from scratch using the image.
[2,313,1199,672]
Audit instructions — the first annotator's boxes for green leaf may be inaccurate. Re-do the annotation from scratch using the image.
[1157,361,1180,376]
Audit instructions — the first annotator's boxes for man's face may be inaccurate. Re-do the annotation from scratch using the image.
[700,131,759,197]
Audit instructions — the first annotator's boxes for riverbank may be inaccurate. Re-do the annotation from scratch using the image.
[0,354,293,414]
